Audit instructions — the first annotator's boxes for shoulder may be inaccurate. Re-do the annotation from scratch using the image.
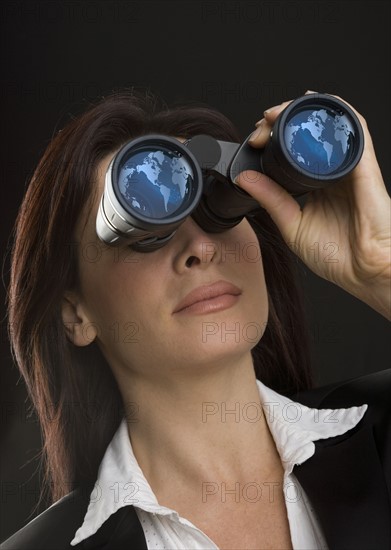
[291,368,391,413]
[0,486,91,549]
[291,369,391,434]
[292,369,391,480]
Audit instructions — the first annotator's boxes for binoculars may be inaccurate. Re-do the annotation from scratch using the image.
[96,93,364,251]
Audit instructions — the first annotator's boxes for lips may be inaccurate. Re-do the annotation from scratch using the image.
[173,280,242,314]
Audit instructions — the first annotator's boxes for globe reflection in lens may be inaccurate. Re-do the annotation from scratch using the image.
[117,147,195,219]
[284,107,356,176]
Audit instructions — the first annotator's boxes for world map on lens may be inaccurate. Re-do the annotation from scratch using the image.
[284,108,355,175]
[118,148,194,219]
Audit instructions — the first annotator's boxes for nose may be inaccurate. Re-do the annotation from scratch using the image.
[171,217,222,273]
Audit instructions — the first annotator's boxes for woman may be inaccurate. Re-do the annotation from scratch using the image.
[1,89,390,549]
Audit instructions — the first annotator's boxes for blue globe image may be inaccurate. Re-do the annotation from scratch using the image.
[284,108,355,176]
[118,149,194,219]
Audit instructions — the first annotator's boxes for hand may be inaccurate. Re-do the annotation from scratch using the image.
[235,92,391,320]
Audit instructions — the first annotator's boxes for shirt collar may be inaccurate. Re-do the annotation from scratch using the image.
[70,380,367,546]
[256,380,367,470]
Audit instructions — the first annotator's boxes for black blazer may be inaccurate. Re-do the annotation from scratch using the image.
[1,369,390,550]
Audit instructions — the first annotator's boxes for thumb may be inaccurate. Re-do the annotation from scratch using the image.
[235,170,302,244]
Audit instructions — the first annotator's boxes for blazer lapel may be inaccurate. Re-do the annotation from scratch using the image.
[293,417,391,550]
[80,505,147,550]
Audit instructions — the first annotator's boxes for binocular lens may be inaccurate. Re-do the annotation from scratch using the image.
[284,106,356,176]
[97,135,203,248]
[114,142,198,221]
[249,94,365,194]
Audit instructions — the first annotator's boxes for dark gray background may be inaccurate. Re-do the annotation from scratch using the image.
[1,0,390,541]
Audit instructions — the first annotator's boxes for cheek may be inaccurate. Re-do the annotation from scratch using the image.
[78,252,154,333]
[78,259,161,370]
[228,220,266,278]
[243,253,269,330]
[232,222,269,326]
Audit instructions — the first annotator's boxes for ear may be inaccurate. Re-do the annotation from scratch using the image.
[61,291,98,346]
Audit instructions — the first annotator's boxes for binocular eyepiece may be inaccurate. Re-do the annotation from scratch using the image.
[96,93,364,251]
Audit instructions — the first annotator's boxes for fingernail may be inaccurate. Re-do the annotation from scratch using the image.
[263,104,280,116]
[255,118,264,127]
[305,89,317,94]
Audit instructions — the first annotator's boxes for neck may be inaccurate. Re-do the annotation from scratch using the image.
[118,353,282,499]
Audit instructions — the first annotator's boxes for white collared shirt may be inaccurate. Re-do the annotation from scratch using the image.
[70,380,367,549]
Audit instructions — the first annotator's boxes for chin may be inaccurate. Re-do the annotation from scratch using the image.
[177,334,260,372]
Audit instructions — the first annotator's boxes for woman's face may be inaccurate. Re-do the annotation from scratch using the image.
[68,146,269,384]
